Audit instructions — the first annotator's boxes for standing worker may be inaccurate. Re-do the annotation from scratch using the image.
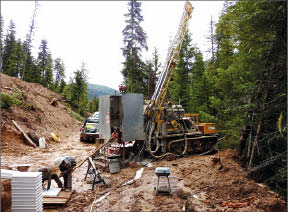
[54,156,77,190]
[119,84,126,94]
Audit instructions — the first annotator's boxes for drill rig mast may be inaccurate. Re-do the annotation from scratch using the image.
[144,1,218,158]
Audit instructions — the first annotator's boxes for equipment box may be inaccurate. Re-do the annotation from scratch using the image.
[98,94,144,141]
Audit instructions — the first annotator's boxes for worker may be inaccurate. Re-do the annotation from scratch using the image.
[54,156,77,190]
[119,84,126,94]
[38,167,63,190]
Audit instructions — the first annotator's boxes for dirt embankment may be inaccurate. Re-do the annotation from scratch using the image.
[1,73,82,158]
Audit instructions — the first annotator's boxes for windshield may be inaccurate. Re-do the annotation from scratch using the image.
[91,112,99,119]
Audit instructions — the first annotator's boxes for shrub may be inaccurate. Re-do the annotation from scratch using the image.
[1,93,14,109]
[1,93,22,109]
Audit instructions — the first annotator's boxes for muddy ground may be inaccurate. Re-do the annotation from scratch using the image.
[1,131,286,212]
[1,74,287,211]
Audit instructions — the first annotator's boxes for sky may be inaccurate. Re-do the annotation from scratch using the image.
[2,1,224,90]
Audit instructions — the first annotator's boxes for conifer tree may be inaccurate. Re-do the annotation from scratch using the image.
[170,32,194,111]
[70,62,89,115]
[143,60,152,98]
[37,39,53,88]
[0,16,4,59]
[121,0,148,93]
[23,45,40,83]
[146,48,161,99]
[2,20,18,76]
[54,57,65,90]
[15,39,25,78]
[22,1,39,80]
[89,96,99,113]
[59,79,66,94]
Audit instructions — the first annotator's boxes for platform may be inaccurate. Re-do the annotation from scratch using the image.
[43,191,72,208]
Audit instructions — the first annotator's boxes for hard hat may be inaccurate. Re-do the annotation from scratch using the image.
[54,157,63,166]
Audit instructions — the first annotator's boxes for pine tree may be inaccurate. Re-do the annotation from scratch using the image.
[15,39,25,78]
[149,48,161,98]
[121,0,148,93]
[22,1,39,80]
[23,44,40,83]
[143,60,152,98]
[53,57,65,91]
[170,32,194,111]
[190,51,214,119]
[37,39,53,88]
[0,16,4,59]
[89,96,99,113]
[70,62,89,115]
[207,16,216,63]
[43,54,53,88]
[2,20,18,76]
[59,79,66,94]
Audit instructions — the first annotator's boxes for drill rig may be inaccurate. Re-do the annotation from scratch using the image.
[143,1,218,159]
[98,2,218,162]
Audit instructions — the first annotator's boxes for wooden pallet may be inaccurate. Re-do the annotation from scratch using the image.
[43,191,72,208]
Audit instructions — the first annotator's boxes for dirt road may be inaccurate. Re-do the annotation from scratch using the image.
[1,131,286,212]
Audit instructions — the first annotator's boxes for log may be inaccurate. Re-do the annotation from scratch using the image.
[12,120,37,148]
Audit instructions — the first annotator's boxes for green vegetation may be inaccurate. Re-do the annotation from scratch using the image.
[1,91,39,111]
[121,0,148,94]
[1,93,20,109]
[67,108,84,122]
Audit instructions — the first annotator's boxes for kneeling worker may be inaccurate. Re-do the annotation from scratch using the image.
[38,167,63,190]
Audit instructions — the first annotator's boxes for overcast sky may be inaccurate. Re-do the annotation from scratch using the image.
[2,1,224,90]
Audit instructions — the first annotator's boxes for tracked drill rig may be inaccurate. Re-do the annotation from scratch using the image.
[143,1,218,159]
[98,1,218,161]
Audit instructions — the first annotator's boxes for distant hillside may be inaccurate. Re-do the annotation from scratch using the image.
[88,83,119,99]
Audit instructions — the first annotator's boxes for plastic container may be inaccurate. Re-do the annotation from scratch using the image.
[109,158,120,174]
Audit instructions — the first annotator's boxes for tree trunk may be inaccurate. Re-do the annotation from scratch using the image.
[248,88,268,169]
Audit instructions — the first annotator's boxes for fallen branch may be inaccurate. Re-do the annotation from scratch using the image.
[12,120,37,148]
[89,192,110,212]
[3,87,12,90]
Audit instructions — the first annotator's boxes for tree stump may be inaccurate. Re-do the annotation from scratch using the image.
[28,131,40,146]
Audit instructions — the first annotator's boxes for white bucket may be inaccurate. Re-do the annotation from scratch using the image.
[109,158,120,174]
[39,137,46,148]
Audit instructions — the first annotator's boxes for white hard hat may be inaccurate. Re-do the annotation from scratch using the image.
[54,157,63,166]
